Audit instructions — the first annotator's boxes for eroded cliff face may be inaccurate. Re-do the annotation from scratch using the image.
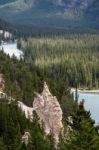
[18,101,34,122]
[33,82,63,147]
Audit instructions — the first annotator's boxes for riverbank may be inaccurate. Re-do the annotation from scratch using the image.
[71,88,99,125]
[71,88,99,94]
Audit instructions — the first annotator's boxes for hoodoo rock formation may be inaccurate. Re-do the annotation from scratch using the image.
[0,79,63,148]
[33,82,63,148]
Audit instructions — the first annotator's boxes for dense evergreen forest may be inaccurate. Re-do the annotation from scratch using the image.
[16,25,99,38]
[0,35,99,150]
[0,18,99,149]
[18,34,99,89]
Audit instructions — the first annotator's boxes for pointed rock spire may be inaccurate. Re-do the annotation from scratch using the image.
[33,82,63,148]
[42,82,52,96]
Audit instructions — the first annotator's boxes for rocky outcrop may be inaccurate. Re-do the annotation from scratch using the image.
[65,116,73,142]
[22,132,31,146]
[0,91,7,99]
[18,101,34,122]
[33,82,63,148]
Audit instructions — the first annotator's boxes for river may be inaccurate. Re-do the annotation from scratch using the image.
[0,41,23,59]
[71,89,99,125]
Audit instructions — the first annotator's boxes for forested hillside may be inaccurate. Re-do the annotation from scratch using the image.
[0,0,99,149]
[18,34,99,89]
[0,19,16,33]
[0,46,99,149]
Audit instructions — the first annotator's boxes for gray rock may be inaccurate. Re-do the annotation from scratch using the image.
[22,132,31,146]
